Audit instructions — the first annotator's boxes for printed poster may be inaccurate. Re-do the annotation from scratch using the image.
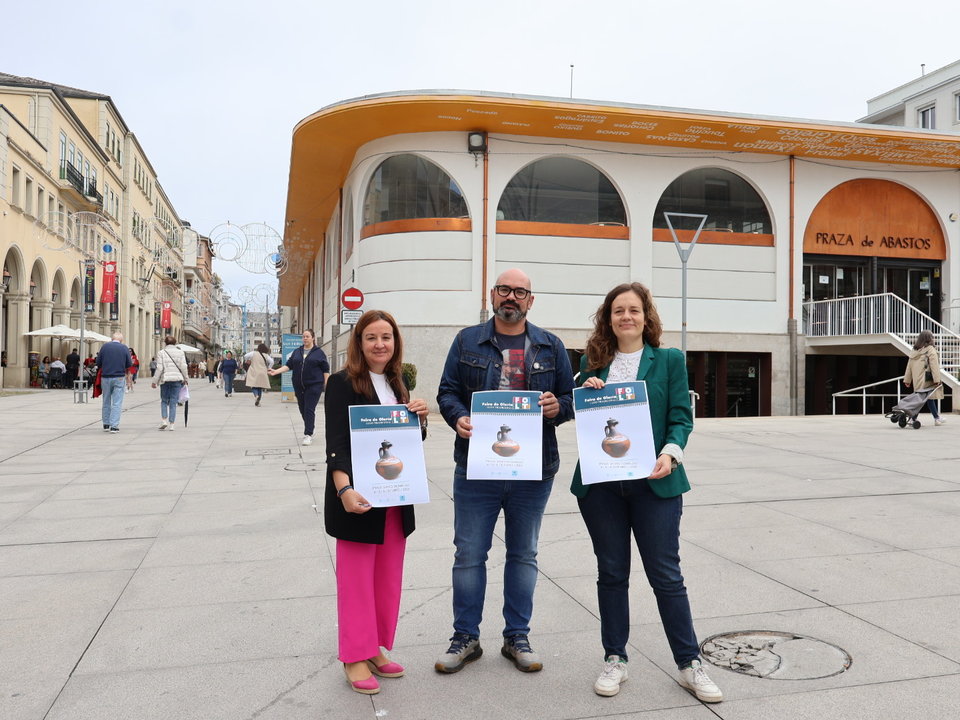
[349,404,429,507]
[466,390,543,480]
[280,333,300,403]
[573,381,657,485]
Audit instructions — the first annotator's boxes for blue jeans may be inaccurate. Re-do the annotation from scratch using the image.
[452,469,554,638]
[578,479,700,666]
[222,372,235,395]
[926,399,941,419]
[296,384,323,436]
[100,376,126,428]
[160,381,183,424]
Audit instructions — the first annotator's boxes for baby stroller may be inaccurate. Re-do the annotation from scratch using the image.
[886,384,941,429]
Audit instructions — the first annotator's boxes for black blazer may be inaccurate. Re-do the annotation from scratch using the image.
[324,369,417,543]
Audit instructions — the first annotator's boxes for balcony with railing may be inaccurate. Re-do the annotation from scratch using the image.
[59,161,104,209]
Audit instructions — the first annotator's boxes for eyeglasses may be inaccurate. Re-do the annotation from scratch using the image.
[493,285,531,300]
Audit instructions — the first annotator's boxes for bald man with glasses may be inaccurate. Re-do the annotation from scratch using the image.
[435,268,575,675]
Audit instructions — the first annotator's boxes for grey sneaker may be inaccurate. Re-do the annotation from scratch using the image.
[501,634,542,672]
[678,659,723,703]
[594,655,628,696]
[435,633,482,673]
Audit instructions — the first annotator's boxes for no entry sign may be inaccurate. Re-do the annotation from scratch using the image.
[341,288,364,310]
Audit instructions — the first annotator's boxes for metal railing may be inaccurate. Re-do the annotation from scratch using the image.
[803,293,960,381]
[59,160,85,195]
[832,375,948,416]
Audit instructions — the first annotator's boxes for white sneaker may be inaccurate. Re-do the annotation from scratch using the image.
[594,655,627,696]
[167,423,175,432]
[158,421,168,430]
[935,417,946,425]
[302,435,312,446]
[678,659,723,703]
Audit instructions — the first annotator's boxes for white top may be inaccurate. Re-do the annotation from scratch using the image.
[369,371,397,405]
[608,348,643,383]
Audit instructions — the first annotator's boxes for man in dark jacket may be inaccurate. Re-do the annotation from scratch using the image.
[219,352,238,397]
[435,268,575,675]
[65,348,81,386]
[95,333,132,433]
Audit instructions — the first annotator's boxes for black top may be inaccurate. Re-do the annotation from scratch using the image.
[287,345,330,392]
[323,369,419,543]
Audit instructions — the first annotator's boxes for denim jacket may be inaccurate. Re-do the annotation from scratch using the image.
[437,318,575,477]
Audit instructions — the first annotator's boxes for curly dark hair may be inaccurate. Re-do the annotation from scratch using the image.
[584,282,663,371]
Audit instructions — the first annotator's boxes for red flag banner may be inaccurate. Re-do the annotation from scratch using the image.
[161,301,172,329]
[100,261,117,303]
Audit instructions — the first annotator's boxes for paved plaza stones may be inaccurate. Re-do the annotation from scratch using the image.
[1,383,959,719]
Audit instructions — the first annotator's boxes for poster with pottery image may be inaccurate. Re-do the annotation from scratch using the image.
[573,381,657,485]
[348,404,429,507]
[466,390,543,480]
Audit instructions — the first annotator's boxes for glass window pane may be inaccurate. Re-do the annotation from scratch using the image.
[362,154,468,226]
[497,157,626,224]
[653,168,772,233]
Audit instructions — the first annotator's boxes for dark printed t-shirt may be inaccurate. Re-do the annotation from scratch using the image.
[495,332,526,389]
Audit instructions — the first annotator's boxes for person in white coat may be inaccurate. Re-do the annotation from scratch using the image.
[151,335,190,431]
[243,343,274,406]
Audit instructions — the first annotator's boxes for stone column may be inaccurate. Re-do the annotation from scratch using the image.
[3,293,31,387]
[30,300,54,359]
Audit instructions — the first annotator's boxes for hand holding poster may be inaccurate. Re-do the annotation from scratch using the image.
[349,404,429,507]
[466,390,543,480]
[573,381,657,485]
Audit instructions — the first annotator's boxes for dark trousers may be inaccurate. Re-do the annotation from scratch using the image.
[296,384,323,436]
[577,479,700,667]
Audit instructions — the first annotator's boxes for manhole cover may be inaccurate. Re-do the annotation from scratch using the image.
[701,631,851,680]
[245,448,292,456]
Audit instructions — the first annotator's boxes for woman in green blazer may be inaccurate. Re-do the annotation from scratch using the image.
[572,282,722,703]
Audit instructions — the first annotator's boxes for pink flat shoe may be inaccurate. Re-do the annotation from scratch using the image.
[366,659,405,678]
[343,664,380,694]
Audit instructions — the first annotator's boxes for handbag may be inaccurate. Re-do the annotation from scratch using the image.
[924,357,933,383]
[178,384,190,402]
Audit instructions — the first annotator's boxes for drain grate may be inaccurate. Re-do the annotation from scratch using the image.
[244,448,293,456]
[701,631,851,680]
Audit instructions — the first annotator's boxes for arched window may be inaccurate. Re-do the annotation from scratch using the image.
[497,157,626,225]
[653,168,771,234]
[362,154,467,227]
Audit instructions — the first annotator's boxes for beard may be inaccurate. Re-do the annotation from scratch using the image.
[494,302,527,324]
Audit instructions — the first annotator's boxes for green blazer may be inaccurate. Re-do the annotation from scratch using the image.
[570,344,693,499]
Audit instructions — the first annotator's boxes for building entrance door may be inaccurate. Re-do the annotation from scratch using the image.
[882,266,940,321]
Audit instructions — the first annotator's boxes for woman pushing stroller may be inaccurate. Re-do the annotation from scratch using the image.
[902,329,946,426]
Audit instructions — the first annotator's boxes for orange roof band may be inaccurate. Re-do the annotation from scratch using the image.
[281,91,960,304]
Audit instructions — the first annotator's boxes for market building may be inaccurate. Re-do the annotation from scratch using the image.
[280,78,960,416]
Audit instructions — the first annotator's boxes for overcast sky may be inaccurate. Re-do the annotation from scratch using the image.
[4,0,959,298]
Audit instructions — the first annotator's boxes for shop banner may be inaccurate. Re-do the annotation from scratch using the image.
[154,302,161,335]
[573,381,657,485]
[110,298,119,322]
[100,261,117,303]
[466,390,543,480]
[83,260,96,312]
[348,404,429,507]
[160,301,172,329]
[280,333,300,403]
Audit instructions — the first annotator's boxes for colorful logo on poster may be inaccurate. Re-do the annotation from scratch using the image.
[615,386,635,401]
[513,396,531,410]
[391,410,409,424]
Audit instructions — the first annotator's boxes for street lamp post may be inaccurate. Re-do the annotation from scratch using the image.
[663,212,708,357]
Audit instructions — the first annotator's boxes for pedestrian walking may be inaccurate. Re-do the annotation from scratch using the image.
[572,282,722,702]
[243,343,274,406]
[435,268,575,674]
[151,335,190,431]
[903,329,946,425]
[95,332,132,433]
[269,329,330,445]
[219,351,238,397]
[324,310,428,695]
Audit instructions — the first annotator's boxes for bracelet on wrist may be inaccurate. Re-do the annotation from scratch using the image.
[337,485,354,498]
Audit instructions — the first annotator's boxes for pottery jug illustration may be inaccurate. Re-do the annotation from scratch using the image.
[375,440,404,480]
[601,418,630,458]
[492,424,521,457]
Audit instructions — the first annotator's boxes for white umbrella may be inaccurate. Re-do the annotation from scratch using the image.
[25,324,80,339]
[78,329,112,343]
[176,343,204,355]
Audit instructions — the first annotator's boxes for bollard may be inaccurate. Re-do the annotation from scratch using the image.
[73,379,89,404]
